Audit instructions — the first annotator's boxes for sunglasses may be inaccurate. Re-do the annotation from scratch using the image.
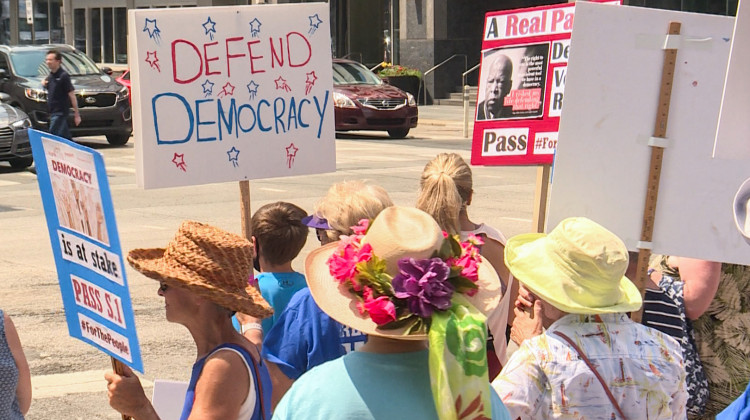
[315,228,328,243]
[159,282,169,292]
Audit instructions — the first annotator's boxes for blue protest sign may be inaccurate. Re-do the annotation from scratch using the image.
[29,129,143,373]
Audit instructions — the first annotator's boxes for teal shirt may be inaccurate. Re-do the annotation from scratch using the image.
[257,271,307,334]
[272,349,510,420]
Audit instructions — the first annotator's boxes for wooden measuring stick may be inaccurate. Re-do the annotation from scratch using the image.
[631,22,681,323]
[110,357,133,420]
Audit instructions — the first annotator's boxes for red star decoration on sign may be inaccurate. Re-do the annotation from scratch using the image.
[285,143,299,169]
[172,153,187,172]
[221,82,235,96]
[145,51,160,72]
[275,76,291,92]
[305,71,317,95]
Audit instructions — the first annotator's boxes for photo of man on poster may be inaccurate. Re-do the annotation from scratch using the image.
[476,44,549,122]
[477,53,514,120]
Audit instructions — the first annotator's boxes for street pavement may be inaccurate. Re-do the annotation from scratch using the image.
[0,105,537,419]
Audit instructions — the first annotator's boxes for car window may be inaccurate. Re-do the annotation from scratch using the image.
[0,54,9,73]
[332,62,382,86]
[9,49,102,78]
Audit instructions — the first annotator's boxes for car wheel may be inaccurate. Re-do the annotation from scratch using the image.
[9,157,33,169]
[106,134,130,146]
[387,128,410,139]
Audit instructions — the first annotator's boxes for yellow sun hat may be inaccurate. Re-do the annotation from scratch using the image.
[504,217,642,315]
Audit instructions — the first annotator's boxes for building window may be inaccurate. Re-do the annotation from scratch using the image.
[74,9,85,53]
[89,8,101,62]
[103,8,113,63]
[114,8,127,64]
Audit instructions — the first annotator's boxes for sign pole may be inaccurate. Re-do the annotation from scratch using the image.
[531,164,551,233]
[110,358,133,420]
[631,21,681,323]
[239,180,252,241]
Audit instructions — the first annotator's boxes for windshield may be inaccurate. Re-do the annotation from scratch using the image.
[9,49,102,78]
[332,61,382,86]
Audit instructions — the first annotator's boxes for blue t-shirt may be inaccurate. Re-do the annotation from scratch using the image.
[256,271,307,334]
[46,68,74,115]
[272,349,510,420]
[262,288,366,380]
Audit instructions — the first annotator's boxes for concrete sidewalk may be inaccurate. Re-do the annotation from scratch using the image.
[414,104,475,140]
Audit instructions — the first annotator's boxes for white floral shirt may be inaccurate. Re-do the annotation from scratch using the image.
[492,313,687,419]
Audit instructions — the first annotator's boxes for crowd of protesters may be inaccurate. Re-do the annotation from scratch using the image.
[8,152,750,419]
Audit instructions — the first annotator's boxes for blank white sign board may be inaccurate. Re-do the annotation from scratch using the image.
[548,2,750,265]
[715,0,750,160]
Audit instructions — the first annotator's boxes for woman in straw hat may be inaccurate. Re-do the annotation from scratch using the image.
[492,217,687,420]
[272,206,510,420]
[104,221,274,420]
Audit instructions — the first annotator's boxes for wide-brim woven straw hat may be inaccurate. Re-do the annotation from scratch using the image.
[504,217,641,315]
[127,220,273,318]
[305,206,501,340]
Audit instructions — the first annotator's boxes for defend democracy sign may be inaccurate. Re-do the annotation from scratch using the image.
[128,3,336,189]
[29,129,143,372]
[471,1,619,167]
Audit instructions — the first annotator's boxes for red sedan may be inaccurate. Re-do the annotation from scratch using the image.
[332,59,418,138]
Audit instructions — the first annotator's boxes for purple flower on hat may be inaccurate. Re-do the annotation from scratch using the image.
[392,257,455,318]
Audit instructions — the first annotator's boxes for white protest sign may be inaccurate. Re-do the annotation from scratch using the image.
[128,3,336,189]
[548,2,750,265]
[715,0,750,160]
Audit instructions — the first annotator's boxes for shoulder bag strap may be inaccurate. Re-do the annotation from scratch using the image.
[247,346,268,420]
[553,331,628,420]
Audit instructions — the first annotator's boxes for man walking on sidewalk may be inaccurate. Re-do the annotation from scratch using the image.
[43,50,80,139]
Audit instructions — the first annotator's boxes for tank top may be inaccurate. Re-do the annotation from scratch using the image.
[180,343,271,420]
[0,310,24,420]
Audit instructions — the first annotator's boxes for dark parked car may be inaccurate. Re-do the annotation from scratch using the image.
[332,59,418,139]
[0,44,132,145]
[0,93,32,169]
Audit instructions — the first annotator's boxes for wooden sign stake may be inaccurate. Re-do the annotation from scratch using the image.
[532,164,552,234]
[239,180,253,241]
[111,357,133,420]
[631,21,681,323]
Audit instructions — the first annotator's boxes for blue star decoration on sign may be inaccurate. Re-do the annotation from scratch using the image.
[227,147,240,168]
[247,81,259,100]
[308,14,323,34]
[249,18,262,38]
[143,18,161,44]
[202,79,214,97]
[202,17,217,40]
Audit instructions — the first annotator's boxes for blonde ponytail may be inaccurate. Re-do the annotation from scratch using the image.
[416,153,473,235]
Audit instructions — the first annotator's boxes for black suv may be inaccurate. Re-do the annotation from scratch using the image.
[0,45,132,145]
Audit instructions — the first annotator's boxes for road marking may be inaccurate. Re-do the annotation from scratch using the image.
[501,217,532,223]
[259,187,287,192]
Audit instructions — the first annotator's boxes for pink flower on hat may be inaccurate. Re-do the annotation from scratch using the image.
[351,219,370,235]
[328,235,372,290]
[364,295,397,325]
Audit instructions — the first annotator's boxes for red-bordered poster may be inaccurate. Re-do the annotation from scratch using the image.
[471,1,620,166]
